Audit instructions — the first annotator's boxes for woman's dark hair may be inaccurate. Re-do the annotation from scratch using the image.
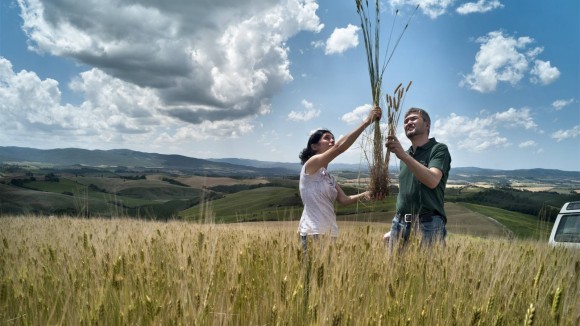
[299,129,332,165]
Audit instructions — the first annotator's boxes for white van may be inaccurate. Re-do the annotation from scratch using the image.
[548,201,580,249]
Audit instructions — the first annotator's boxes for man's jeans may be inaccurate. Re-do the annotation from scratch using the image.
[388,214,447,251]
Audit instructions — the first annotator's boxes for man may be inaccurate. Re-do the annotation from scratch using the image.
[384,107,451,250]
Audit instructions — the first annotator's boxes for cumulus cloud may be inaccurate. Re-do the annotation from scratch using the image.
[287,99,320,122]
[493,108,537,130]
[0,58,143,142]
[14,0,323,135]
[432,107,540,152]
[434,113,508,151]
[341,104,372,124]
[156,120,255,144]
[461,31,559,93]
[551,126,580,142]
[456,0,503,15]
[530,60,560,85]
[0,57,256,149]
[325,24,359,55]
[552,98,575,110]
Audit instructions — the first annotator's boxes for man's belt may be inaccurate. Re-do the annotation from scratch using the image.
[397,212,437,223]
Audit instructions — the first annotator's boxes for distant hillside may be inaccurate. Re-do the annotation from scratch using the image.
[1,146,578,180]
[208,158,303,171]
[208,158,372,172]
[0,146,295,177]
[207,158,580,180]
[450,167,580,180]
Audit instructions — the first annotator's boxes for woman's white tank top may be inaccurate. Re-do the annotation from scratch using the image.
[298,165,338,236]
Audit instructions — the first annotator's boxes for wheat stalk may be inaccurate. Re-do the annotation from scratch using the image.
[355,0,418,196]
[524,303,536,326]
[384,80,411,183]
[2,217,579,324]
[550,286,562,323]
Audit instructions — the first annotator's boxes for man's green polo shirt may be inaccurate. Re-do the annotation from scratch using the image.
[395,138,451,222]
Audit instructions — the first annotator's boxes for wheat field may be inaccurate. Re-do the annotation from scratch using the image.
[0,216,578,325]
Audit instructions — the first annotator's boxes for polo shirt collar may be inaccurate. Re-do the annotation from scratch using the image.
[407,138,437,155]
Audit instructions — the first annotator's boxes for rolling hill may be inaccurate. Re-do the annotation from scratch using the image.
[0,146,295,177]
[2,146,579,180]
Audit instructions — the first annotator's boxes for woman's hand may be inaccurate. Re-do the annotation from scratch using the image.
[360,190,384,201]
[364,106,382,126]
[383,231,391,245]
[360,190,372,201]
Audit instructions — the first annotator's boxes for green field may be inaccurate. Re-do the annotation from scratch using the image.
[179,185,399,223]
[180,186,303,222]
[458,203,552,239]
[179,186,549,240]
[0,176,203,218]
[2,179,556,240]
[2,170,573,241]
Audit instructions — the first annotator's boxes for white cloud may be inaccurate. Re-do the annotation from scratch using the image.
[551,126,580,142]
[1,0,329,149]
[493,108,537,130]
[156,120,255,144]
[15,0,323,129]
[456,0,503,15]
[0,56,257,151]
[389,0,455,19]
[311,40,325,49]
[325,24,360,55]
[302,99,315,110]
[518,140,537,148]
[287,99,320,122]
[461,31,557,93]
[433,113,509,151]
[432,107,540,152]
[341,104,372,124]
[552,98,575,110]
[530,60,560,85]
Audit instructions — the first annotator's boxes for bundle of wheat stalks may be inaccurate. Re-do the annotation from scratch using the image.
[384,80,412,175]
[355,0,417,196]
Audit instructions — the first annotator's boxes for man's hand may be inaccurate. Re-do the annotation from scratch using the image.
[385,135,405,159]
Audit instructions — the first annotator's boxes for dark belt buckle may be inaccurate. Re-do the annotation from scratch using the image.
[404,214,414,223]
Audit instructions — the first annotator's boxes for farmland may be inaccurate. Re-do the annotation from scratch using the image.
[2,164,579,238]
[2,147,579,226]
[1,154,579,324]
[1,216,578,324]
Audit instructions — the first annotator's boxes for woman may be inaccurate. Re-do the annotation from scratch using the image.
[298,107,382,250]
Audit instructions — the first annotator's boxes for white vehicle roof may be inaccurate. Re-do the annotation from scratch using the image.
[549,201,580,249]
[559,201,580,213]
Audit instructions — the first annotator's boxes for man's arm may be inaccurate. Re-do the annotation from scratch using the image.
[398,153,443,189]
[386,136,445,189]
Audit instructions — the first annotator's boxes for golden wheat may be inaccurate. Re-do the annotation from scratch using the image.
[0,216,578,324]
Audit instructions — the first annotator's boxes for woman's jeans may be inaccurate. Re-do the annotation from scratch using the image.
[388,214,447,251]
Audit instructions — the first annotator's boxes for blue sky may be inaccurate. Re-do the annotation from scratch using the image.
[1,0,578,171]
